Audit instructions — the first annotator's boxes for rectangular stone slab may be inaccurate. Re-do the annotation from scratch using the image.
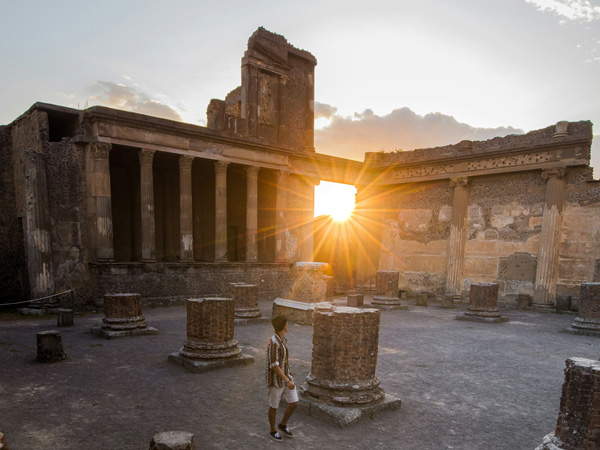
[91,326,158,339]
[168,352,254,373]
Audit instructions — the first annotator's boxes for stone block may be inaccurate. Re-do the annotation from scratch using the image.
[517,294,532,310]
[272,298,333,325]
[498,252,537,282]
[36,330,66,363]
[415,294,428,307]
[228,283,260,319]
[570,297,579,312]
[57,308,74,327]
[441,295,454,309]
[149,431,195,450]
[347,294,363,307]
[555,295,571,312]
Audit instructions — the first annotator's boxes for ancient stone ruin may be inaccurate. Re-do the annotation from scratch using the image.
[536,358,600,450]
[372,270,407,310]
[456,282,508,323]
[347,293,364,307]
[228,283,261,319]
[567,282,600,336]
[36,330,66,363]
[273,262,333,324]
[92,293,158,338]
[169,298,253,372]
[149,431,195,450]
[299,306,401,427]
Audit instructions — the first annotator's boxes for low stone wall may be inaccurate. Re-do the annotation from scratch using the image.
[89,262,293,306]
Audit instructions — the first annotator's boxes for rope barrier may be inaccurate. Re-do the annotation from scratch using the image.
[0,290,74,307]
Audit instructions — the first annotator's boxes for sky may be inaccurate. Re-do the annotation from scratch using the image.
[1,0,599,177]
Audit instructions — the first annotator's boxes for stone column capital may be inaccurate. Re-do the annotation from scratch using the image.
[139,149,156,166]
[215,160,229,175]
[449,177,468,188]
[179,155,194,170]
[541,167,566,180]
[245,165,260,179]
[90,141,112,159]
[276,170,289,183]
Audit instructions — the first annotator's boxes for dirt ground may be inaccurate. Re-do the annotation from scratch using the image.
[0,297,598,450]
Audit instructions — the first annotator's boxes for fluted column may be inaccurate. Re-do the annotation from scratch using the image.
[139,149,156,262]
[214,161,229,262]
[23,149,55,298]
[298,178,317,262]
[90,142,114,261]
[445,177,469,297]
[179,155,194,262]
[245,166,259,262]
[275,170,288,263]
[533,167,567,308]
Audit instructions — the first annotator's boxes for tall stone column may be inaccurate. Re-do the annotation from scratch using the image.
[299,178,317,262]
[533,167,567,309]
[304,73,315,151]
[275,170,288,263]
[245,166,259,262]
[90,142,114,261]
[139,149,156,262]
[179,155,194,262]
[23,149,55,298]
[214,161,229,262]
[446,177,469,297]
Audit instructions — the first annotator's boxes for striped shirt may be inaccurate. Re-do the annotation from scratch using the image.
[266,333,290,388]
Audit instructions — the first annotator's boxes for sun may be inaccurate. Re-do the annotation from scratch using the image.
[314,181,356,221]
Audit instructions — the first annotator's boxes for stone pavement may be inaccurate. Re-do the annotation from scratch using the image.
[0,297,598,450]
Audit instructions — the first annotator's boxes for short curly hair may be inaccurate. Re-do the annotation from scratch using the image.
[271,315,288,332]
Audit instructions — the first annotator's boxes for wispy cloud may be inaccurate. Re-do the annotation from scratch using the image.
[88,81,182,121]
[314,102,523,161]
[525,0,600,22]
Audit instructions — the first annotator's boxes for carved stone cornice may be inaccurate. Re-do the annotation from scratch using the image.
[215,160,229,175]
[138,149,156,166]
[245,165,260,179]
[541,167,566,180]
[90,141,111,159]
[179,155,194,171]
[449,177,468,188]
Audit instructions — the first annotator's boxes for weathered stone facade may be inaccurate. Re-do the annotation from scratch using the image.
[0,28,598,315]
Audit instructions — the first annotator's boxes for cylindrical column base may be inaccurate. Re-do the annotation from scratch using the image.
[228,283,261,318]
[567,283,600,336]
[301,307,385,406]
[102,293,148,331]
[457,283,508,323]
[180,298,241,360]
[372,270,401,306]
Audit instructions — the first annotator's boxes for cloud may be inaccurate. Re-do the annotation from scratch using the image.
[315,101,338,119]
[88,81,182,121]
[314,103,523,161]
[525,0,600,22]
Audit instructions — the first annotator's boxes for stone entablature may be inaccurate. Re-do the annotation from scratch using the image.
[365,121,592,185]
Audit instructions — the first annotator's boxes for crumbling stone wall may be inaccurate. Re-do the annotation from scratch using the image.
[0,125,28,303]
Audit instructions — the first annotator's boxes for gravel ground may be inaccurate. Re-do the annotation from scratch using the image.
[0,297,598,450]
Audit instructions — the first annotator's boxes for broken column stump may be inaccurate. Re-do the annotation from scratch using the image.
[372,270,407,310]
[57,308,74,327]
[149,431,195,450]
[168,298,254,373]
[36,330,66,363]
[535,358,600,450]
[92,293,158,338]
[456,283,508,323]
[441,294,455,309]
[273,262,333,325]
[415,293,428,307]
[566,283,600,337]
[299,306,401,427]
[347,294,364,307]
[228,283,261,319]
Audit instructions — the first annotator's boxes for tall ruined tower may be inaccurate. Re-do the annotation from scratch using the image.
[207,28,317,151]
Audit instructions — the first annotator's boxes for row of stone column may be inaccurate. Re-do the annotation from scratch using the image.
[88,142,294,263]
[444,167,567,309]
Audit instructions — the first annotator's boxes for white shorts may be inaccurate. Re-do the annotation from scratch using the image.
[268,385,299,409]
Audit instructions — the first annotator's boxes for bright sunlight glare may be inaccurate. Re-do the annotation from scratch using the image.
[314,181,356,221]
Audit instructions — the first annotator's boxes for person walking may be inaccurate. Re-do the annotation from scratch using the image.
[266,315,298,441]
